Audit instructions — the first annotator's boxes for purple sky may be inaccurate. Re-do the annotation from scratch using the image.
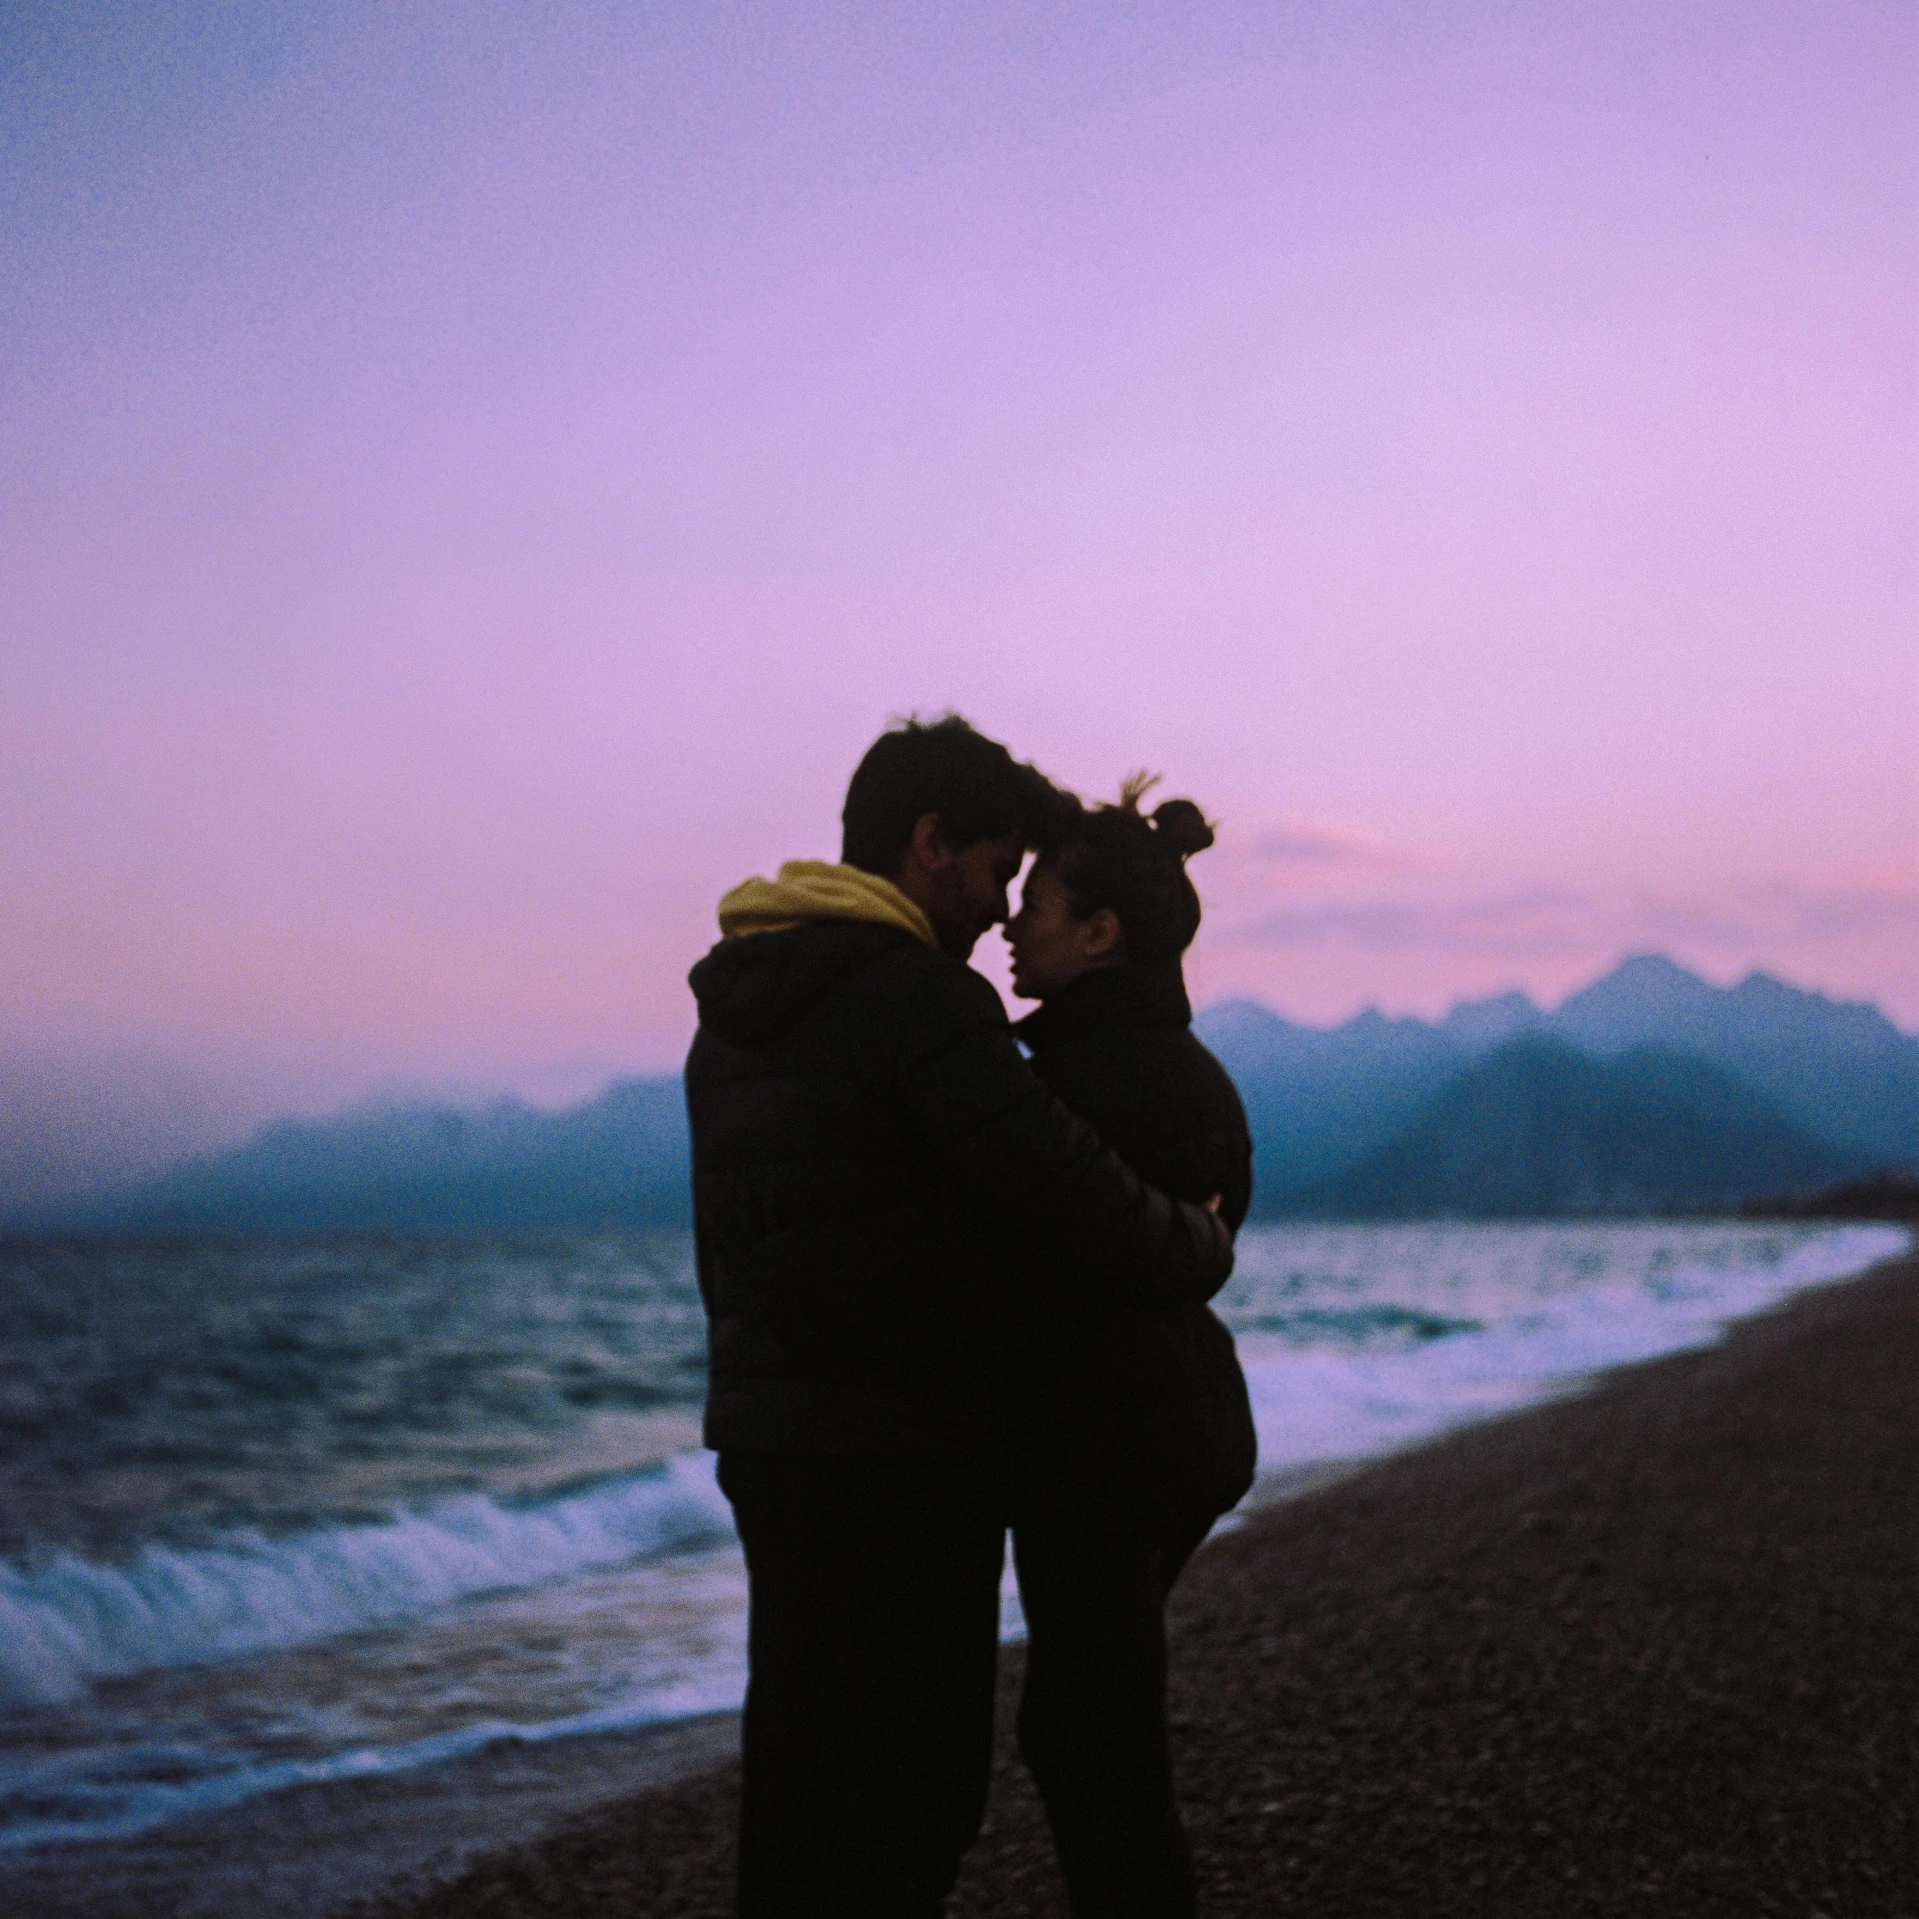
[2,3,1915,1177]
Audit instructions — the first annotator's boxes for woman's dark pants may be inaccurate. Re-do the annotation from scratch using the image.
[1013,1469,1213,1919]
[718,1451,1007,1919]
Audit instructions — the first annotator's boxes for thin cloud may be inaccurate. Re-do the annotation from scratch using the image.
[1217,821,1431,874]
[1221,878,1919,971]
[1771,885,1919,940]
[1230,891,1596,957]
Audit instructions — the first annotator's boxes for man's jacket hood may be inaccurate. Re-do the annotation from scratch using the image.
[716,860,935,945]
[690,861,936,1049]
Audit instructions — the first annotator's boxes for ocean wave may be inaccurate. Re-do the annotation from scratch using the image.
[0,1454,736,1708]
[1240,1222,1908,1472]
[0,1221,1903,1856]
[1236,1304,1482,1345]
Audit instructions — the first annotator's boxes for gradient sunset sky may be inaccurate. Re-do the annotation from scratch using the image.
[3,3,1914,1168]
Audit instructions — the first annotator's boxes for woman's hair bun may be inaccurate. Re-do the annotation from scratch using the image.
[1053,774,1214,960]
[1150,798,1215,859]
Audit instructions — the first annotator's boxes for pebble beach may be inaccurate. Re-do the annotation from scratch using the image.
[347,1245,1917,1919]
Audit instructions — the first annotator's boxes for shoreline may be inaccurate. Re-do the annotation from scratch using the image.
[0,1462,1388,1919]
[378,1245,1916,1918]
[0,1712,743,1919]
[6,1243,1913,1917]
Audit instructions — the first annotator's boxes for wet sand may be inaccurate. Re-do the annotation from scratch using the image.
[12,1250,1914,1917]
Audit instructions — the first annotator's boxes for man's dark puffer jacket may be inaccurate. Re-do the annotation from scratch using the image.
[685,919,1235,1456]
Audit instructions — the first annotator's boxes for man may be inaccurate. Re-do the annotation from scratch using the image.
[685,715,1234,1918]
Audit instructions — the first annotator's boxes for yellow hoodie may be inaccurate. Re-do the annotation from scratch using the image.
[716,860,936,948]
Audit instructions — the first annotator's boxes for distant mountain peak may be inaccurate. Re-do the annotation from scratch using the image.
[1556,951,1714,1008]
[1440,989,1546,1049]
[1599,952,1706,984]
[1727,967,1896,1025]
[1196,997,1297,1031]
[1551,954,1725,1051]
[1191,999,1301,1053]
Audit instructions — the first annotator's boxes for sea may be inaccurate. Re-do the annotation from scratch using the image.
[0,1219,1906,1857]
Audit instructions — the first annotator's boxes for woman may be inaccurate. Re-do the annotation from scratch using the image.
[1003,776,1256,1919]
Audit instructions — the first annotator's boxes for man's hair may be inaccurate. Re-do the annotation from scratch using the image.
[841,715,1072,876]
[1040,772,1216,966]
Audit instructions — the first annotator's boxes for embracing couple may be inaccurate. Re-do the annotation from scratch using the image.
[685,715,1256,1918]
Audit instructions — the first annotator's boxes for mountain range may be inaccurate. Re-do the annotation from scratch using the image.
[34,1078,691,1235]
[1305,1041,1842,1218]
[1196,953,1919,1213]
[14,956,1917,1231]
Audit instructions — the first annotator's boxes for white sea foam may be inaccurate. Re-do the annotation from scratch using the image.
[0,1453,735,1709]
[1235,1222,1907,1471]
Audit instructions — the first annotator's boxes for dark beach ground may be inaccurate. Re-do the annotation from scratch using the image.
[11,1249,1915,1918]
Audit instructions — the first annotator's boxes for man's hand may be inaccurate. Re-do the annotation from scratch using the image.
[1206,1194,1223,1213]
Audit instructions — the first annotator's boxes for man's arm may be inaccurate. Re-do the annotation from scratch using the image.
[893,959,1234,1304]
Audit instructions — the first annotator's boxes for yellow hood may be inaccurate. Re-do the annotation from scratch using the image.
[716,860,935,948]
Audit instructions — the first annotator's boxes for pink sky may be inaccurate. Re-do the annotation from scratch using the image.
[2,2,1914,1159]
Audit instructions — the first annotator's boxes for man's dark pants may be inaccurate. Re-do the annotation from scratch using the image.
[718,1451,1007,1918]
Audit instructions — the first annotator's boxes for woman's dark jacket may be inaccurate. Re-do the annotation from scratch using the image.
[1013,962,1257,1520]
[684,920,1235,1458]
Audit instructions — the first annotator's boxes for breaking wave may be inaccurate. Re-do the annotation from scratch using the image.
[0,1454,735,1709]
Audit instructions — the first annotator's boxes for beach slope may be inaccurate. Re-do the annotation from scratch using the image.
[349,1246,1917,1917]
